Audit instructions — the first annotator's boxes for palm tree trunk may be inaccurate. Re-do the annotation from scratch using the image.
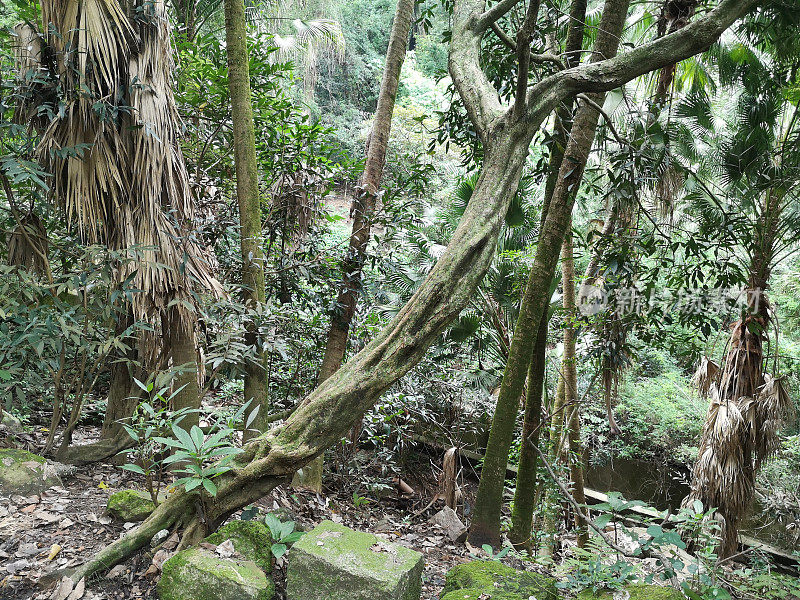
[224,0,269,442]
[169,306,201,431]
[296,0,415,491]
[686,193,786,558]
[102,308,138,439]
[469,0,631,547]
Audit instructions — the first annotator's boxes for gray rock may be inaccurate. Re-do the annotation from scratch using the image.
[157,548,274,600]
[0,449,62,496]
[429,506,468,542]
[287,520,423,600]
[1,411,23,432]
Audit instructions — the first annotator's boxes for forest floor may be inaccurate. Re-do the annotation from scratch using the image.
[0,421,546,600]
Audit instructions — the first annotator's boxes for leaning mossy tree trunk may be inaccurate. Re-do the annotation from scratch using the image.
[469,0,632,548]
[297,0,416,491]
[71,0,758,581]
[224,0,270,441]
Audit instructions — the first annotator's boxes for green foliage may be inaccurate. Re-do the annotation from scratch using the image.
[263,513,305,560]
[587,364,706,464]
[557,538,638,594]
[118,381,196,504]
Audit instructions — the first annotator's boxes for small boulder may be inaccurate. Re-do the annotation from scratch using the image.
[287,520,424,600]
[577,584,683,600]
[429,506,468,542]
[206,520,274,572]
[1,411,23,433]
[440,561,558,600]
[106,489,157,521]
[0,448,61,496]
[157,547,274,600]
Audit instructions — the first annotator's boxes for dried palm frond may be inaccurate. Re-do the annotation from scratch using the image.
[655,163,686,219]
[7,212,50,275]
[691,356,720,399]
[685,290,790,557]
[36,0,221,321]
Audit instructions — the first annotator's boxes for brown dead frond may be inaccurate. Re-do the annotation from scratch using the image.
[35,0,221,321]
[686,291,789,557]
[8,212,50,275]
[691,356,720,400]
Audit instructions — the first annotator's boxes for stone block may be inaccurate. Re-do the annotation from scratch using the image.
[287,520,423,600]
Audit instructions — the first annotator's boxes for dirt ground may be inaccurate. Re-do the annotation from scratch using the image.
[0,424,542,600]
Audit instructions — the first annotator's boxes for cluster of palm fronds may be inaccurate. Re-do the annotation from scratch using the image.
[687,334,793,556]
[15,0,221,322]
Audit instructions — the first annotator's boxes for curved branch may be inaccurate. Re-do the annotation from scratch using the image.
[476,0,524,33]
[563,0,758,96]
[449,0,506,139]
[525,0,758,120]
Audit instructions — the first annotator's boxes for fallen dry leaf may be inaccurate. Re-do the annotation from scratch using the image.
[51,576,74,600]
[66,577,84,600]
[47,544,62,561]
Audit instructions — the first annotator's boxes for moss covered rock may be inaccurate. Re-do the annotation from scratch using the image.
[107,489,157,521]
[287,520,424,600]
[0,448,61,495]
[206,520,273,572]
[577,584,683,599]
[441,561,557,600]
[157,548,274,600]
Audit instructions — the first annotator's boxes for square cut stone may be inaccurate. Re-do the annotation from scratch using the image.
[287,520,423,600]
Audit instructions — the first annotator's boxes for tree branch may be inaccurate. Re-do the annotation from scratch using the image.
[563,0,758,96]
[513,0,542,117]
[490,21,516,51]
[450,0,507,139]
[476,0,524,33]
[531,52,565,70]
[525,0,757,121]
[576,93,624,144]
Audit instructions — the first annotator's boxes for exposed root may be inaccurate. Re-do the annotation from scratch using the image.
[71,491,194,582]
[55,430,134,465]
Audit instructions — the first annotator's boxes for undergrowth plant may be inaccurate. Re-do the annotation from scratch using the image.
[264,513,305,559]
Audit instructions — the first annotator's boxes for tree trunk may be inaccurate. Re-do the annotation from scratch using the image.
[71,0,757,579]
[686,192,786,558]
[468,0,631,548]
[224,0,270,443]
[506,0,588,550]
[297,0,415,491]
[508,316,548,549]
[560,225,588,547]
[168,307,201,431]
[102,309,138,439]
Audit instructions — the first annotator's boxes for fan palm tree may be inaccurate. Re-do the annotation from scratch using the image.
[14,0,220,459]
[678,40,800,557]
